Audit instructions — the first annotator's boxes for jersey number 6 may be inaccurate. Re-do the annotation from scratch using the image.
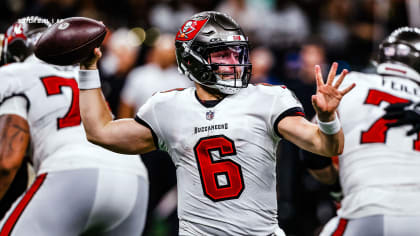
[194,135,245,202]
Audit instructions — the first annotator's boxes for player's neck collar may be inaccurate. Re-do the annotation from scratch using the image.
[194,91,225,108]
[377,62,420,83]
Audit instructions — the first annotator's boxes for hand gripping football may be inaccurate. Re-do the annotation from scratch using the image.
[34,17,107,65]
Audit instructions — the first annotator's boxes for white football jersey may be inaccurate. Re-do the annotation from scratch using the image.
[0,56,147,178]
[136,84,303,235]
[336,63,420,219]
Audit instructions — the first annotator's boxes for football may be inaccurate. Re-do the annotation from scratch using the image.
[34,17,107,65]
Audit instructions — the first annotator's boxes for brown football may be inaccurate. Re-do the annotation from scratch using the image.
[34,17,107,65]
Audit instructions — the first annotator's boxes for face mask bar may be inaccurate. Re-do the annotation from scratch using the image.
[211,64,248,88]
[380,42,420,75]
[203,44,252,89]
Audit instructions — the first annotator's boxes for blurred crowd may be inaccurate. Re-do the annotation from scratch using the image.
[0,0,418,235]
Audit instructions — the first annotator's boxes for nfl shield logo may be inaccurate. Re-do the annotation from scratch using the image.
[206,110,214,120]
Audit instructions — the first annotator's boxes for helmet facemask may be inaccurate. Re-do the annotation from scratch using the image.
[175,11,252,95]
[378,27,420,79]
[193,43,251,94]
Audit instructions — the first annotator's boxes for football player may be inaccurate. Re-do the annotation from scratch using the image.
[118,33,194,235]
[0,22,36,221]
[78,11,354,235]
[0,16,149,235]
[313,27,420,235]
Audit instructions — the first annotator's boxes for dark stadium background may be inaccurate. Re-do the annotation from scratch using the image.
[0,0,415,235]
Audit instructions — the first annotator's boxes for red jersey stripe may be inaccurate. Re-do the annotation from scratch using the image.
[295,111,305,117]
[332,218,348,236]
[0,173,47,236]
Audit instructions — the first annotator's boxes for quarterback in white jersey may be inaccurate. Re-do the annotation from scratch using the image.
[77,12,354,236]
[319,27,420,236]
[136,84,302,235]
[0,17,148,236]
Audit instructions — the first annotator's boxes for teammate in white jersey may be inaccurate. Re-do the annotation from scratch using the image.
[311,27,420,235]
[77,11,354,235]
[0,17,149,235]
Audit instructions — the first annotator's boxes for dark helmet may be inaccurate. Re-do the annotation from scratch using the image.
[1,16,51,65]
[175,11,252,94]
[378,27,420,75]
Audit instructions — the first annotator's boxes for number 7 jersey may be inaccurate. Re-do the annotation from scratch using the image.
[336,63,420,219]
[136,84,303,235]
[0,56,146,176]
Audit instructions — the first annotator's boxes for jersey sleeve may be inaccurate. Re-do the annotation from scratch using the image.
[269,86,305,138]
[0,66,29,119]
[0,66,23,103]
[0,96,29,119]
[134,94,167,151]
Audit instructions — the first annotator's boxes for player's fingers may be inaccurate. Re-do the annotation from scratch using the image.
[340,83,356,95]
[383,112,402,119]
[386,102,412,111]
[326,62,338,86]
[386,121,402,128]
[311,94,317,106]
[311,95,322,112]
[385,105,403,113]
[407,125,420,135]
[94,48,102,58]
[407,129,416,136]
[315,65,323,90]
[333,69,348,89]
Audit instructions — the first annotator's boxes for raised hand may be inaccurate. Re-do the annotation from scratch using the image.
[312,62,355,121]
[80,48,102,70]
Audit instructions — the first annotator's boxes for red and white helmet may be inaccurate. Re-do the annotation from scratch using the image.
[1,16,51,65]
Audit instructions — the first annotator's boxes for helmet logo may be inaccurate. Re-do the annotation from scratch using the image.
[181,21,196,38]
[13,24,23,35]
[6,23,27,44]
[176,19,208,41]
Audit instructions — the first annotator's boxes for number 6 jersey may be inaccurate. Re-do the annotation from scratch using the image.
[136,84,304,235]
